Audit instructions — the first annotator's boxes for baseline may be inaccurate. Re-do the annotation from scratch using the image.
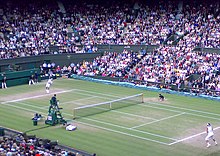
[169,126,220,145]
[1,89,77,104]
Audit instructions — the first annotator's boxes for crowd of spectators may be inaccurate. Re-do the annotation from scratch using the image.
[0,134,80,156]
[133,46,220,96]
[65,46,220,96]
[0,0,219,155]
[35,0,220,96]
[50,0,219,96]
[0,0,219,59]
[64,0,219,47]
[69,50,142,77]
[0,0,98,59]
[173,3,220,49]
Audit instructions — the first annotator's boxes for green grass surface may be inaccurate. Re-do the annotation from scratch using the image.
[1,78,220,156]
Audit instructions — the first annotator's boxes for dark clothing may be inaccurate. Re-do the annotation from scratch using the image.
[2,76,7,88]
[30,75,34,80]
[159,94,164,101]
[51,95,57,106]
[51,97,56,103]
[34,72,39,83]
[2,77,6,83]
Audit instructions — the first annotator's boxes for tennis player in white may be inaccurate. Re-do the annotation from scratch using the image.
[205,123,217,147]
[46,78,53,93]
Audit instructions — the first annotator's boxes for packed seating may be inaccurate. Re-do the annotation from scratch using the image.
[0,0,219,59]
[53,0,219,96]
[0,0,97,59]
[0,0,219,155]
[0,134,78,156]
[66,44,219,96]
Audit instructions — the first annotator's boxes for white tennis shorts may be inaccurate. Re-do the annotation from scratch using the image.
[205,132,214,141]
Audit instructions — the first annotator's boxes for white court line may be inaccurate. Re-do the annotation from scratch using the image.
[74,90,220,121]
[61,96,99,105]
[145,102,220,117]
[57,90,122,106]
[3,92,220,146]
[1,100,170,145]
[82,117,177,141]
[1,95,163,139]
[9,97,98,109]
[2,87,220,146]
[5,99,220,146]
[140,104,183,113]
[5,100,158,134]
[76,120,169,145]
[5,86,218,120]
[1,89,77,104]
[68,91,157,120]
[1,101,47,115]
[70,90,220,120]
[130,112,185,129]
[168,126,220,145]
[111,109,157,120]
[77,89,123,99]
[2,88,156,121]
[36,90,157,120]
[16,101,49,110]
[73,90,120,99]
[8,83,218,119]
[65,90,157,120]
[141,103,220,121]
[72,103,157,120]
[41,95,100,108]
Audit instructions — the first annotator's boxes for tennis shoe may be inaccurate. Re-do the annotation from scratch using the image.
[207,143,211,148]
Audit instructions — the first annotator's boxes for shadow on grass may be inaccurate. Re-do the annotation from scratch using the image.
[24,125,51,133]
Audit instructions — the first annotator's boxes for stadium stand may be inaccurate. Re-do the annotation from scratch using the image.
[0,0,219,154]
[0,127,93,156]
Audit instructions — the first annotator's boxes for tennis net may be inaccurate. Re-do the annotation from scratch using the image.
[73,93,144,119]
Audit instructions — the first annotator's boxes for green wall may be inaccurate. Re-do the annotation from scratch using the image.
[0,53,101,87]
[0,69,40,87]
[0,53,101,73]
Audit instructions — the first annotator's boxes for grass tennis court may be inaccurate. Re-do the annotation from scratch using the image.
[1,78,220,156]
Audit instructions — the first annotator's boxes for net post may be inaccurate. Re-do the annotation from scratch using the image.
[110,102,112,109]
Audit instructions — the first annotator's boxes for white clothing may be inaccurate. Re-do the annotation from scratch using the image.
[2,82,7,88]
[205,125,214,141]
[29,80,35,85]
[46,79,53,93]
[46,79,53,88]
